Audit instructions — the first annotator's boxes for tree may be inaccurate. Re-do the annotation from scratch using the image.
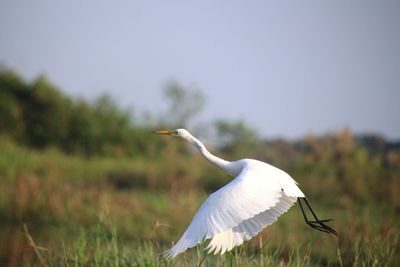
[27,76,71,147]
[162,81,206,128]
[0,70,27,140]
[214,120,260,157]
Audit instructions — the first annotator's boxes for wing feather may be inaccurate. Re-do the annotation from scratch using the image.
[206,194,297,254]
[163,160,303,258]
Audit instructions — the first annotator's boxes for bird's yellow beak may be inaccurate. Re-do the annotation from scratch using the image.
[153,129,177,135]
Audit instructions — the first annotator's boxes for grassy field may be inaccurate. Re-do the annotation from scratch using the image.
[0,136,399,266]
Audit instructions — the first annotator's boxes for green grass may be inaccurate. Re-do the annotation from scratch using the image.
[0,137,399,266]
[20,221,398,267]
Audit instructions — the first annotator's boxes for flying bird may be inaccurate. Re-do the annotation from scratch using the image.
[154,128,337,258]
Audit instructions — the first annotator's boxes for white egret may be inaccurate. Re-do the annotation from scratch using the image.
[155,128,337,259]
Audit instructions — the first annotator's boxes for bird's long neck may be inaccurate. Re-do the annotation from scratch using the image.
[184,135,234,175]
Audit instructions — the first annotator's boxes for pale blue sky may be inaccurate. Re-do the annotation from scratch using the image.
[1,1,399,139]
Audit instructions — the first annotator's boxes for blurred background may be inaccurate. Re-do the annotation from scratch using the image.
[0,1,399,266]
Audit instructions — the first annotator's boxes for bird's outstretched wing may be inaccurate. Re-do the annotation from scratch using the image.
[163,162,300,258]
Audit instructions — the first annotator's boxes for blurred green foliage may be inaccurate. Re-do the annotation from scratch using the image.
[0,67,399,266]
[162,80,206,128]
[0,68,162,157]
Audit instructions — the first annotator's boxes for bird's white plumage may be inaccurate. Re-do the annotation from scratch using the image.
[155,128,337,258]
[163,159,304,258]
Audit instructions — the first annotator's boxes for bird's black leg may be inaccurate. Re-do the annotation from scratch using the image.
[303,198,338,236]
[298,198,338,236]
[298,198,331,233]
[298,198,334,234]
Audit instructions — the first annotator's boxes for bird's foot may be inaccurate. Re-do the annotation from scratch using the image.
[306,220,338,236]
[307,218,334,223]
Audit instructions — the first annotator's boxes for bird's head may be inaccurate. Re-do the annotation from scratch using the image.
[154,128,191,139]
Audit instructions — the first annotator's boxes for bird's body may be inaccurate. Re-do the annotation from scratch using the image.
[154,128,336,259]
